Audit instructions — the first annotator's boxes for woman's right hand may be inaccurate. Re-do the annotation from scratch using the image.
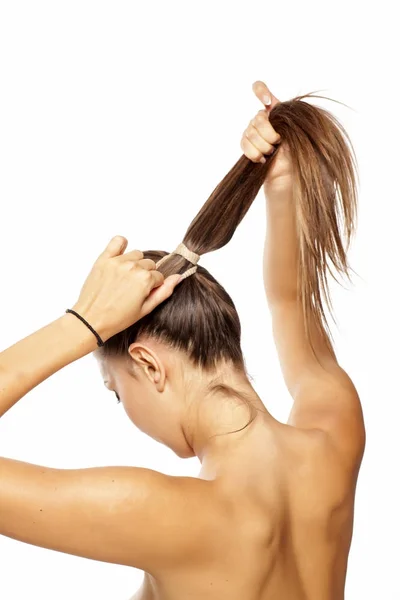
[240,81,293,199]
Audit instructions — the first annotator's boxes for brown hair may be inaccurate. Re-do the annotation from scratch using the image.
[98,92,359,435]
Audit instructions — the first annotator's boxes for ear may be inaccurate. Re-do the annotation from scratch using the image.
[127,342,166,390]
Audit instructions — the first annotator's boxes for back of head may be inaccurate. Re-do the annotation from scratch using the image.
[98,91,358,378]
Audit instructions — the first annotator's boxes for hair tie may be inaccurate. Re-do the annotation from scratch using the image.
[155,242,200,281]
[65,309,105,347]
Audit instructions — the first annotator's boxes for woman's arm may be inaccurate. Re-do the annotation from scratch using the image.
[243,81,365,466]
[0,237,212,573]
[263,184,300,306]
[0,313,98,418]
[0,234,181,419]
[0,455,219,573]
[0,313,219,574]
[263,184,339,369]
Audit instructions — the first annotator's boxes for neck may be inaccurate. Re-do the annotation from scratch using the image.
[183,376,278,468]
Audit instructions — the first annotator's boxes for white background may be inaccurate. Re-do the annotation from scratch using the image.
[0,1,398,598]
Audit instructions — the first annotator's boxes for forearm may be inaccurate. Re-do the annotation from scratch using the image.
[0,313,98,418]
[263,188,299,305]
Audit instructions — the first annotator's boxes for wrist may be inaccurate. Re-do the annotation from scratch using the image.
[69,303,110,346]
[67,307,106,348]
[62,311,102,354]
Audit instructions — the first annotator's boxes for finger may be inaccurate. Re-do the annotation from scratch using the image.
[119,256,157,270]
[251,111,281,145]
[252,80,280,111]
[240,134,272,163]
[246,125,276,156]
[116,248,145,262]
[98,236,128,260]
[143,267,165,290]
[137,258,158,270]
[140,274,181,317]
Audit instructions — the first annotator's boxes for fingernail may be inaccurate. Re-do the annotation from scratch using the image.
[263,95,271,106]
[260,157,266,164]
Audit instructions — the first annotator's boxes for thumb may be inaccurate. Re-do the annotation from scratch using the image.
[140,274,182,317]
[252,80,280,111]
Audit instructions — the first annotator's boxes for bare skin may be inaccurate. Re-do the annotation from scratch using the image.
[0,81,365,600]
[94,328,363,600]
[127,414,363,600]
[126,80,365,599]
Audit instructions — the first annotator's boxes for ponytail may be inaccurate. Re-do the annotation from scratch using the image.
[99,92,358,410]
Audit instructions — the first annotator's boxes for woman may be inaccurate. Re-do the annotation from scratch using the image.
[0,81,365,599]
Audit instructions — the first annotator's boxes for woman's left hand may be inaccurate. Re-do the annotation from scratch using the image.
[71,236,181,343]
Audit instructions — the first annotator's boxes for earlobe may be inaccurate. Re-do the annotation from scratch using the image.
[153,367,167,393]
[141,362,164,391]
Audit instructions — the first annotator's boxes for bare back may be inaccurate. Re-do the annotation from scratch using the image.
[130,421,363,600]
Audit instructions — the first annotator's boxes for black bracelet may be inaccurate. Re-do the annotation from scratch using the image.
[65,309,105,347]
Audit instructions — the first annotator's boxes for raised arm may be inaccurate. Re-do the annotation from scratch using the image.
[263,175,339,378]
[242,81,365,463]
